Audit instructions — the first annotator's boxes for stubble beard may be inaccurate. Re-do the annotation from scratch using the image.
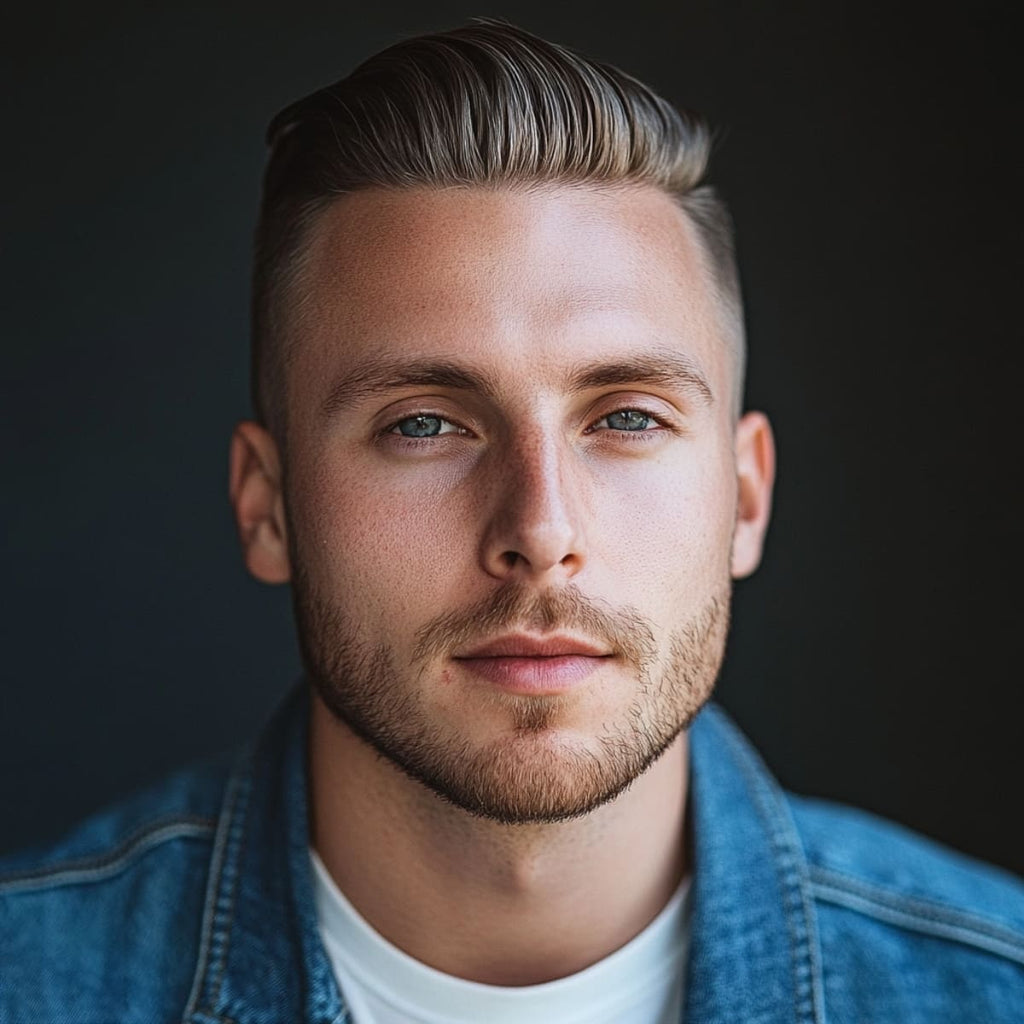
[293,569,731,825]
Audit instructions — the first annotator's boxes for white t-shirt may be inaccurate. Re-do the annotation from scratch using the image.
[311,849,690,1024]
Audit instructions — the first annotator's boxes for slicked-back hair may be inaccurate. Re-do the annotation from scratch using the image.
[252,20,744,437]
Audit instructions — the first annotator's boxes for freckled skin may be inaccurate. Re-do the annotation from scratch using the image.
[287,185,740,693]
[230,183,774,984]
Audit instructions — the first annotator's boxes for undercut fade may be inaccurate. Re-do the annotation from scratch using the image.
[252,19,745,437]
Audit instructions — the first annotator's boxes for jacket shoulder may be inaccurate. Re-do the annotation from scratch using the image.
[0,755,232,1023]
[0,754,229,877]
[788,793,1024,1020]
[789,793,1024,937]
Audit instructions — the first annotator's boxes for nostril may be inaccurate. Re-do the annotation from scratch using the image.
[501,551,520,569]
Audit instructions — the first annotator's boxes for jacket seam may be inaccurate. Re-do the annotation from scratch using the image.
[0,817,215,894]
[713,709,827,1024]
[183,751,253,1024]
[809,865,1024,966]
[208,787,250,1010]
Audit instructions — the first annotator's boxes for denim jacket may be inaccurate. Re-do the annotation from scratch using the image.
[3,687,1023,1023]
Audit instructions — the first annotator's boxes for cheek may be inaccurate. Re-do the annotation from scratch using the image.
[292,454,481,625]
[588,447,736,604]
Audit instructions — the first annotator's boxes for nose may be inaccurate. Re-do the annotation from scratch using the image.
[479,433,587,582]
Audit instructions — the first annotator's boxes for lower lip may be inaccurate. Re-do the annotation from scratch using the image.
[454,655,607,693]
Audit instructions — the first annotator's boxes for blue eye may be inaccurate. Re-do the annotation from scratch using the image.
[390,415,467,438]
[394,415,445,437]
[603,410,655,431]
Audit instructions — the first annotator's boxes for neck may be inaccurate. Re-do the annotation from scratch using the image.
[308,691,690,986]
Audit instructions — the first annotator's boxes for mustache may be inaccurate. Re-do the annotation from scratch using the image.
[411,583,658,671]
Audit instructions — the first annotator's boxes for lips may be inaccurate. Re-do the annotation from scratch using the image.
[452,634,612,693]
[455,633,611,659]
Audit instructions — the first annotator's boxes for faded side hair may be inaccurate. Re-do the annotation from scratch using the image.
[251,19,744,435]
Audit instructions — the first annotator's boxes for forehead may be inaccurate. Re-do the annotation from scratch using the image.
[287,184,731,413]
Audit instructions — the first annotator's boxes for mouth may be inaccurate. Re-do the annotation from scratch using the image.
[452,633,613,694]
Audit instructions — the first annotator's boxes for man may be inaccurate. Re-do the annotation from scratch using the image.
[2,19,1021,1023]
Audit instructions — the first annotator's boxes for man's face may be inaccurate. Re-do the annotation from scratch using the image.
[250,184,771,823]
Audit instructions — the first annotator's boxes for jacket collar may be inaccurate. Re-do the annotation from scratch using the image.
[185,688,825,1024]
[685,705,826,1023]
[184,685,345,1024]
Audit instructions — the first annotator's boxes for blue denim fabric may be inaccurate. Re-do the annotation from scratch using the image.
[2,686,1022,1022]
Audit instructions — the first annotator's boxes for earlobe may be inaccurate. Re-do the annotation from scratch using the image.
[730,411,776,579]
[229,421,291,584]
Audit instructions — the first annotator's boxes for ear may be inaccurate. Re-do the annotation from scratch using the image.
[229,421,291,584]
[731,411,776,579]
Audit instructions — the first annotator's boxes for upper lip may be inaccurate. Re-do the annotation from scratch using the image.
[454,634,612,659]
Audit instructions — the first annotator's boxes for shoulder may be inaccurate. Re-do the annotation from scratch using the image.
[788,793,1024,1020]
[789,793,1024,939]
[0,754,228,880]
[0,755,232,1023]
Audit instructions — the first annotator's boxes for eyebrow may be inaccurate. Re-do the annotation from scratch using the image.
[321,358,496,417]
[320,349,713,417]
[566,352,713,405]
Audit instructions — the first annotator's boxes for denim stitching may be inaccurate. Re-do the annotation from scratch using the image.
[189,1013,239,1024]
[206,771,251,1010]
[809,865,1024,966]
[183,750,253,1024]
[0,818,214,894]
[711,709,827,1023]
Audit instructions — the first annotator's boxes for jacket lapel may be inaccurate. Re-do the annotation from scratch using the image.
[685,705,826,1023]
[184,685,345,1024]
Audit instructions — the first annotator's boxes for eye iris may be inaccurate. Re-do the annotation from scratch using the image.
[398,415,443,437]
[607,410,651,431]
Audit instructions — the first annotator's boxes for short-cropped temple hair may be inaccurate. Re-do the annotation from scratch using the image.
[251,19,745,437]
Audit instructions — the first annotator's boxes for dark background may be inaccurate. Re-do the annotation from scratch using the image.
[2,2,1021,874]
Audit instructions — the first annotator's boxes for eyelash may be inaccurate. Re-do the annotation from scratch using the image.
[382,407,672,444]
[583,408,669,438]
[383,413,469,442]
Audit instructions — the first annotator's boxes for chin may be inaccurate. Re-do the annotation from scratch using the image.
[385,712,685,826]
